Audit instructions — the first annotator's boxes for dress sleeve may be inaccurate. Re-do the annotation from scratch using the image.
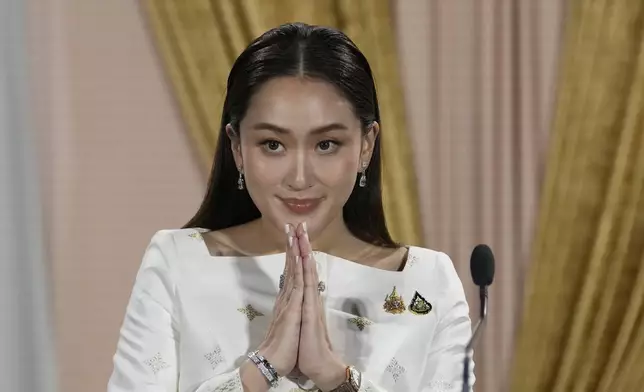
[418,252,475,391]
[352,252,474,392]
[107,230,244,392]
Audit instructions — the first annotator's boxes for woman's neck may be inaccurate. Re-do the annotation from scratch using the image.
[249,215,357,256]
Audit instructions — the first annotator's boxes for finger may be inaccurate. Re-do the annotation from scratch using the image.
[309,254,329,345]
[286,223,297,277]
[286,228,301,294]
[279,225,298,311]
[297,222,318,320]
[318,296,332,347]
[295,223,332,348]
[276,224,293,301]
[296,221,313,258]
[267,225,294,340]
[302,254,319,323]
[274,226,298,331]
[298,231,331,345]
[283,261,303,329]
[287,238,304,309]
[282,227,303,324]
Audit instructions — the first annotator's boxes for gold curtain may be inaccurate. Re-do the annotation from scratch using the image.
[143,0,422,245]
[511,1,644,391]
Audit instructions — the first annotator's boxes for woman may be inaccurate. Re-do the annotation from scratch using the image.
[108,22,474,392]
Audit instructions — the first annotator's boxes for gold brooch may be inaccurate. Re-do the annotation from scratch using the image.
[349,316,373,331]
[237,304,264,321]
[383,286,406,314]
[409,291,432,315]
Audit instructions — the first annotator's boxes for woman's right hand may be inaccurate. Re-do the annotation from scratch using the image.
[256,223,303,376]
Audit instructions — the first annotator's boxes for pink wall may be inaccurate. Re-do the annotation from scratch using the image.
[27,1,205,391]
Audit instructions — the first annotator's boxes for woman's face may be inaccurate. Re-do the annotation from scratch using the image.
[230,76,378,239]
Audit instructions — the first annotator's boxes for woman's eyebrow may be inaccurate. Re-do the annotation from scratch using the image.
[251,122,348,134]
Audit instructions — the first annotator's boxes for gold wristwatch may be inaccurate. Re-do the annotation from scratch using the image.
[330,366,361,392]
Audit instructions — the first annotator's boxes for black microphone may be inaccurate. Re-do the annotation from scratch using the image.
[462,244,495,392]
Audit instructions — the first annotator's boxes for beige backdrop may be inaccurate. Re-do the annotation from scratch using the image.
[30,1,564,391]
[28,0,203,391]
[394,1,564,391]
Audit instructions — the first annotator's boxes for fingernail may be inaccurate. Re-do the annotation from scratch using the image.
[303,221,309,240]
[285,224,292,248]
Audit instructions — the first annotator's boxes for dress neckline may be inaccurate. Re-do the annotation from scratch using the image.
[192,228,415,274]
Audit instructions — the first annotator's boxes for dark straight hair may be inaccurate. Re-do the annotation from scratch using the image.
[184,22,396,248]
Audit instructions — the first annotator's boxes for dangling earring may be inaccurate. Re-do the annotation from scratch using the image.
[359,162,368,188]
[237,169,245,190]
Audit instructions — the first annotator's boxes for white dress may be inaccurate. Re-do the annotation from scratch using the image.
[107,228,475,392]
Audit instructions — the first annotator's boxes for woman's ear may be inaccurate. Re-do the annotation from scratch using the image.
[360,121,380,169]
[226,123,243,170]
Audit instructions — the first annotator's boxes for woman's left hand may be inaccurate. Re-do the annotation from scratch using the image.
[295,222,347,391]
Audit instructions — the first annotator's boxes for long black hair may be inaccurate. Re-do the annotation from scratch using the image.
[184,22,396,248]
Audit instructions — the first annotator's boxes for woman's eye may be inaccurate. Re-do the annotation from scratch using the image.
[261,140,284,153]
[317,140,340,153]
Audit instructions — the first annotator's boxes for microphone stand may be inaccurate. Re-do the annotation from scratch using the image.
[462,285,488,392]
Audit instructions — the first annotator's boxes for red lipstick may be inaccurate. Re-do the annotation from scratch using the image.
[280,198,322,215]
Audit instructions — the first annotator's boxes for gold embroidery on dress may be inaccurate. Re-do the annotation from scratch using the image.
[383,286,406,314]
[237,304,264,321]
[409,291,432,315]
[188,232,203,241]
[348,316,373,331]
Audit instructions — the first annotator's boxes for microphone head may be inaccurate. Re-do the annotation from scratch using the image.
[470,244,495,286]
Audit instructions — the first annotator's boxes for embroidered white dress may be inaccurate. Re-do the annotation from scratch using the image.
[107,229,475,392]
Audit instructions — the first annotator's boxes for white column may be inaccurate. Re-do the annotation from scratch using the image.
[0,0,58,390]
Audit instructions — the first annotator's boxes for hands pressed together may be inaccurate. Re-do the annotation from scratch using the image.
[256,222,347,391]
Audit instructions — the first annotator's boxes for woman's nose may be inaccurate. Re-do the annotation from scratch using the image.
[285,150,312,191]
